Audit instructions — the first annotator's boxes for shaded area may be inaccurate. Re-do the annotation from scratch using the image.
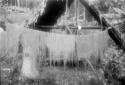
[35,0,74,28]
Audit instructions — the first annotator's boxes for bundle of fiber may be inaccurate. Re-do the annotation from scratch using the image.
[76,30,110,62]
[5,22,25,32]
[21,47,40,79]
[0,23,24,59]
[7,13,31,24]
[46,32,76,64]
[0,29,6,58]
[21,29,47,58]
[21,29,47,78]
[3,23,25,58]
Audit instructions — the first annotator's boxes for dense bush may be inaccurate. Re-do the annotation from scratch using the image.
[102,47,125,85]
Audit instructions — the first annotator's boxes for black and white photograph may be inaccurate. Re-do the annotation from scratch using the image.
[0,0,125,85]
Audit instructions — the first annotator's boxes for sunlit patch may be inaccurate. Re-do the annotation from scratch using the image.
[0,27,4,33]
[87,0,97,4]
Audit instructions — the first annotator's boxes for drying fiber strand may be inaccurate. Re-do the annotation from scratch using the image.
[76,30,110,61]
[46,32,75,63]
[0,24,111,79]
[0,23,25,58]
[21,29,47,78]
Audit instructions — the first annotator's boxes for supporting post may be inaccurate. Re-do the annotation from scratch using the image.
[75,0,78,26]
[17,0,20,7]
[0,62,1,85]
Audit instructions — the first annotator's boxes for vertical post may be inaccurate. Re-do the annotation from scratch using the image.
[75,0,78,26]
[10,0,11,6]
[66,0,68,20]
[26,0,27,8]
[15,0,17,6]
[84,8,86,25]
[62,0,64,26]
[17,0,20,7]
[77,0,79,24]
[0,62,1,85]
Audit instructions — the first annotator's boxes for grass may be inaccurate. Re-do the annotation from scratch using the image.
[1,42,125,85]
[0,62,103,85]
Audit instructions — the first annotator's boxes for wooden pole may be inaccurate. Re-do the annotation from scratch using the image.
[75,0,78,26]
[77,0,79,24]
[17,0,20,7]
[84,7,86,25]
[66,0,68,19]
[0,62,1,85]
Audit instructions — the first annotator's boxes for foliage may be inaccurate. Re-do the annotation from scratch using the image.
[102,47,125,85]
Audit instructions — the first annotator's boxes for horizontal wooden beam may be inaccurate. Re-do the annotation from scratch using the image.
[32,25,101,30]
